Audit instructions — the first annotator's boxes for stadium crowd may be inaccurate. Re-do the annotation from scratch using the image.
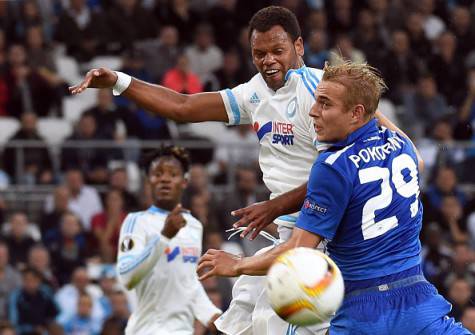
[0,0,475,333]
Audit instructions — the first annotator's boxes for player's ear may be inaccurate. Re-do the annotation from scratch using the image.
[294,37,304,57]
[351,104,365,124]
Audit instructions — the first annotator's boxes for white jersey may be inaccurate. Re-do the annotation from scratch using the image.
[219,66,325,227]
[116,206,221,335]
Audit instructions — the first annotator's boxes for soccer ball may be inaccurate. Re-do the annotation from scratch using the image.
[266,247,344,326]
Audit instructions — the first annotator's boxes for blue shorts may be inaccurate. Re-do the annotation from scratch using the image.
[330,266,471,335]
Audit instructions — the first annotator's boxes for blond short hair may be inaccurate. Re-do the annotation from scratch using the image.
[322,61,387,116]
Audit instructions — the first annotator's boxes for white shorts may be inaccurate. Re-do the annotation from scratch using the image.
[215,240,329,335]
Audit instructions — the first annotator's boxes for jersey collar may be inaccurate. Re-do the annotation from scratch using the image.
[332,119,379,148]
[284,65,307,81]
[148,205,169,214]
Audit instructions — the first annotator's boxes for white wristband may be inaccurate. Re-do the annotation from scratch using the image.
[112,71,132,96]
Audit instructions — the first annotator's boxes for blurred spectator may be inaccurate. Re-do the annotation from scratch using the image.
[209,48,246,90]
[303,29,329,70]
[0,322,16,335]
[404,12,432,60]
[5,44,61,117]
[208,0,246,51]
[421,223,451,290]
[304,9,327,38]
[107,0,158,53]
[429,31,466,106]
[381,30,421,104]
[190,193,218,232]
[109,167,139,211]
[61,112,117,184]
[416,0,446,40]
[47,212,88,285]
[27,244,58,290]
[162,52,203,94]
[351,8,386,66]
[62,293,102,335]
[461,306,475,333]
[423,166,467,222]
[455,67,475,182]
[25,25,56,73]
[444,242,475,290]
[97,267,119,318]
[0,30,7,116]
[3,212,35,269]
[39,185,70,237]
[217,166,268,232]
[404,74,449,137]
[236,26,256,81]
[182,164,219,214]
[45,168,103,231]
[135,25,180,83]
[449,6,475,58]
[211,125,259,184]
[54,0,109,61]
[100,291,129,335]
[217,166,272,255]
[2,111,53,184]
[14,0,45,43]
[0,241,21,321]
[185,23,223,88]
[0,2,16,43]
[437,195,469,244]
[329,33,366,65]
[9,267,59,335]
[91,189,126,262]
[447,277,474,321]
[55,267,105,326]
[326,0,354,36]
[417,117,465,182]
[155,0,202,44]
[85,88,140,140]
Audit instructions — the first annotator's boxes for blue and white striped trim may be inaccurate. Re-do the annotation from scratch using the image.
[225,89,240,125]
[121,212,145,235]
[285,66,320,98]
[277,215,298,223]
[286,324,299,335]
[118,235,161,275]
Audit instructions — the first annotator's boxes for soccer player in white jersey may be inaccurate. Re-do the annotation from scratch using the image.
[71,6,398,334]
[116,146,221,334]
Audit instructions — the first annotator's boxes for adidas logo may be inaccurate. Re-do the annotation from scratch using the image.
[250,92,260,104]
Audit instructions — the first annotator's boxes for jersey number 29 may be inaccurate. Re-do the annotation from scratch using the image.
[358,154,420,240]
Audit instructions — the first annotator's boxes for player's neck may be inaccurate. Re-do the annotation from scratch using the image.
[154,201,177,212]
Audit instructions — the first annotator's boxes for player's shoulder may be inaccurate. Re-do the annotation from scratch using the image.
[120,211,148,235]
[306,66,324,81]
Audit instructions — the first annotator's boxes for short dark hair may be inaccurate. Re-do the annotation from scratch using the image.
[143,146,191,175]
[248,6,301,41]
[21,266,43,280]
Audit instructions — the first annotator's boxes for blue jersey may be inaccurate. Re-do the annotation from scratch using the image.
[296,119,423,281]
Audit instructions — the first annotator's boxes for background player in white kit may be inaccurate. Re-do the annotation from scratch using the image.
[116,146,221,334]
[71,6,399,334]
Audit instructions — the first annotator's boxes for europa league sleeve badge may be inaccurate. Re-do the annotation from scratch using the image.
[121,236,135,252]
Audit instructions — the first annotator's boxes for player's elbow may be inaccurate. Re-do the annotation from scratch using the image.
[173,97,195,122]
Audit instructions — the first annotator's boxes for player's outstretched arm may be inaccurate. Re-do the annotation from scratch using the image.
[197,227,321,279]
[232,182,307,240]
[69,68,229,123]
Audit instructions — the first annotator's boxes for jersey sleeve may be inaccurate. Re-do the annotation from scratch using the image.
[296,162,352,240]
[116,213,170,290]
[191,280,222,326]
[219,83,252,126]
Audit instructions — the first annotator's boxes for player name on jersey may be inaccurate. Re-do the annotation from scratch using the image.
[349,136,406,168]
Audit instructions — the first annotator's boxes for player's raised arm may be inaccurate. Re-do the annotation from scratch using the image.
[69,68,229,123]
[117,204,186,290]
